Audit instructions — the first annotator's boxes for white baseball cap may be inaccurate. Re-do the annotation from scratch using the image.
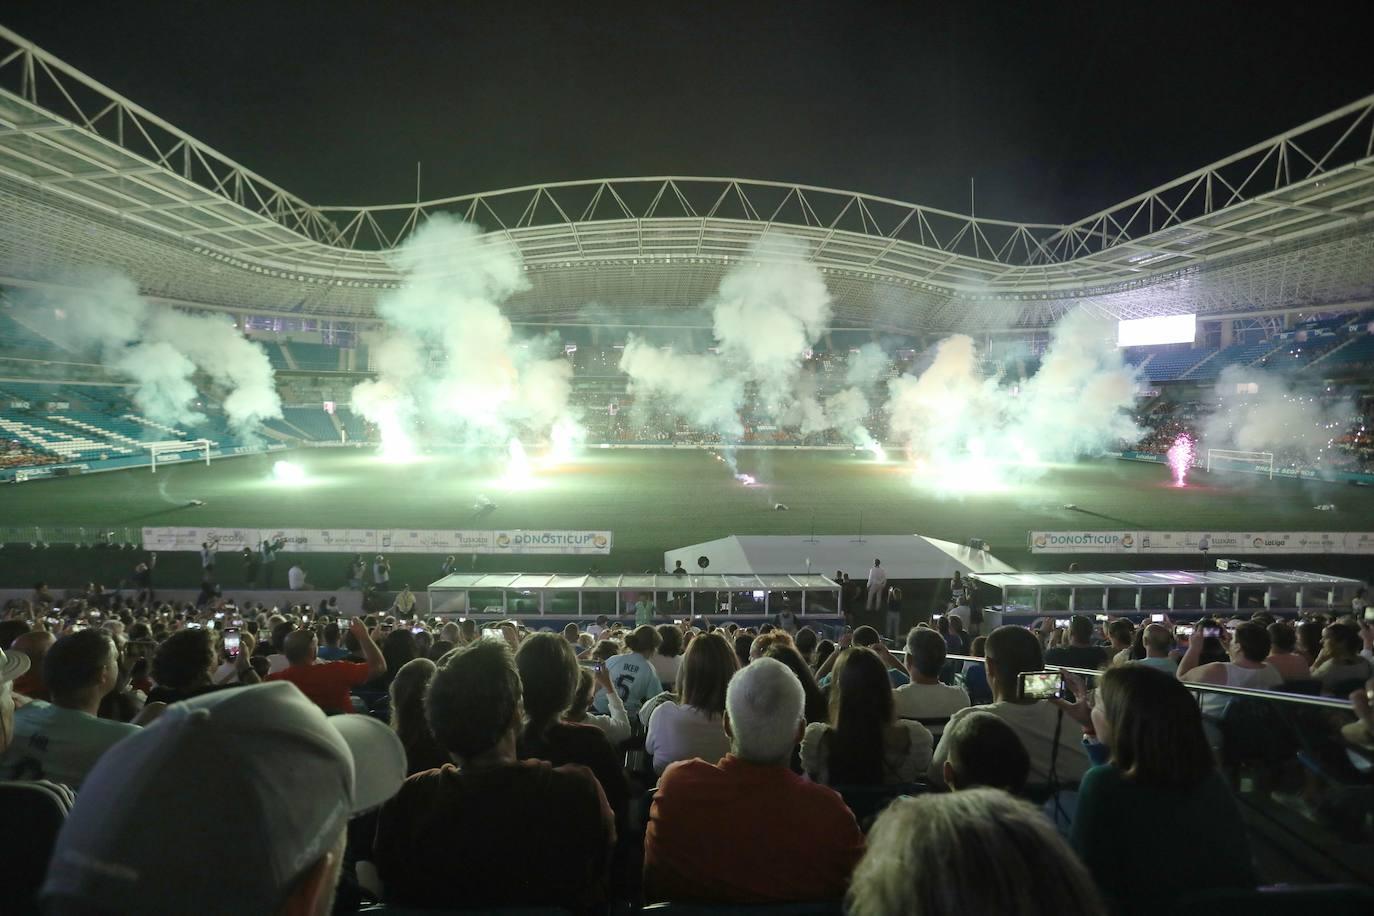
[0,645,30,685]
[43,681,406,916]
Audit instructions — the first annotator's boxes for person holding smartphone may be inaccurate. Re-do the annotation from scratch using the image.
[928,626,1092,789]
[1044,616,1109,671]
[1179,622,1283,738]
[147,628,261,704]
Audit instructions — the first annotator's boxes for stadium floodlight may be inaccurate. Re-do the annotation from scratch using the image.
[1117,314,1197,347]
[1205,449,1275,479]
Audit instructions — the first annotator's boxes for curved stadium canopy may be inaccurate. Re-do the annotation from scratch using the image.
[0,24,1371,332]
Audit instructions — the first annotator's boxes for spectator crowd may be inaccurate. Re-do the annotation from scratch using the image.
[0,584,1372,915]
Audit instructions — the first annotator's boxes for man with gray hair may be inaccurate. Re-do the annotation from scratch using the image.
[644,657,865,904]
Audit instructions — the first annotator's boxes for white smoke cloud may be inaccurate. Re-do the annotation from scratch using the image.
[619,339,744,437]
[886,311,1141,491]
[710,235,832,410]
[14,272,281,437]
[1011,310,1143,460]
[845,342,892,388]
[351,215,580,452]
[620,233,872,442]
[1201,365,1356,465]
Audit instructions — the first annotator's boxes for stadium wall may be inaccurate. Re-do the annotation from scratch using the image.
[1,442,287,482]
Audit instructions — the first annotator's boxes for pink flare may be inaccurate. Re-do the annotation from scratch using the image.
[1166,434,1195,487]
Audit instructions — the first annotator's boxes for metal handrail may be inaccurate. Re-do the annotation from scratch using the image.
[942,653,1357,711]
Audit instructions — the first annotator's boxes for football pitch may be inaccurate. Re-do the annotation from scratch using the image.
[2,447,1372,590]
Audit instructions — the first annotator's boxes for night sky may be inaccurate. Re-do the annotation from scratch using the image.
[3,1,1371,223]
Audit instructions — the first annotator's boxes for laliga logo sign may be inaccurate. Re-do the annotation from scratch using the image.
[496,534,512,548]
[593,534,608,549]
[1033,534,1048,548]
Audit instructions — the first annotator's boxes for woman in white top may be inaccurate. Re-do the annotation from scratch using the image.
[802,646,932,786]
[566,664,631,747]
[1179,621,1284,725]
[644,632,737,774]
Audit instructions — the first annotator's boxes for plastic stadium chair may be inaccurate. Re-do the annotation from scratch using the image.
[902,715,951,732]
[0,780,75,916]
[358,906,574,915]
[834,782,926,829]
[1279,678,1322,696]
[642,904,843,915]
[1211,697,1299,773]
[1174,884,1374,916]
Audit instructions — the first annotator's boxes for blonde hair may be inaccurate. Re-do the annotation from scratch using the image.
[847,789,1105,916]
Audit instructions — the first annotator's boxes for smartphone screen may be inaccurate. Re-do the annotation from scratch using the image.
[1095,614,1108,622]
[1054,618,1070,628]
[1203,626,1223,638]
[223,628,240,658]
[412,626,425,634]
[1175,625,1194,637]
[1018,670,1061,701]
[481,628,502,640]
[1151,613,1165,623]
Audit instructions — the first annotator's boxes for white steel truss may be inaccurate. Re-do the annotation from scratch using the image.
[0,24,1371,331]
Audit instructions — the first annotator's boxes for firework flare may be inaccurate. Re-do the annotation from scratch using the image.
[1166,433,1195,487]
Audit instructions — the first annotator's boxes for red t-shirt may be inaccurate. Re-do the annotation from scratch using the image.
[267,661,369,713]
[645,755,866,904]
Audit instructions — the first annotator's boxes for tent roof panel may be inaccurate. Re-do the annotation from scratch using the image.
[969,570,1363,589]
[428,572,838,591]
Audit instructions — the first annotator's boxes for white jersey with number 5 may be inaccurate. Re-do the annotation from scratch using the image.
[594,651,663,716]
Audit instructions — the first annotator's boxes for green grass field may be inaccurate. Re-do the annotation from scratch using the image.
[2,447,1372,590]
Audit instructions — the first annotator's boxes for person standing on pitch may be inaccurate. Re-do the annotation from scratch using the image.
[866,559,887,612]
[259,536,285,588]
[374,554,392,594]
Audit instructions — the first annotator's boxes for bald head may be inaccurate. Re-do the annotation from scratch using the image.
[283,629,317,665]
[10,630,56,660]
[1143,624,1172,656]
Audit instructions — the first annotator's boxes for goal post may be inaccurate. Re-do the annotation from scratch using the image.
[1205,448,1275,479]
[148,439,212,473]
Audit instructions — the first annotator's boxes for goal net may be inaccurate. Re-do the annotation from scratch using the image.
[1205,448,1275,479]
[148,439,212,473]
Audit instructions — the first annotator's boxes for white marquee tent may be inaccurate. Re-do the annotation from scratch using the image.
[664,534,1017,580]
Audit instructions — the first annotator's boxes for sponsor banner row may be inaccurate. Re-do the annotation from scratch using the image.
[141,527,613,555]
[1029,530,1374,555]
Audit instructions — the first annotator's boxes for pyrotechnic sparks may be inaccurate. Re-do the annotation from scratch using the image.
[1166,433,1195,487]
[272,460,305,484]
[735,473,758,487]
[498,438,537,490]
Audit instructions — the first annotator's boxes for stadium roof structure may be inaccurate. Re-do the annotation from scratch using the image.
[0,24,1372,331]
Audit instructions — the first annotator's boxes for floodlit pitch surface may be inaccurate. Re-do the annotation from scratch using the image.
[2,448,1372,588]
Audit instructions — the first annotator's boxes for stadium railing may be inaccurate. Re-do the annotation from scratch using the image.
[941,653,1374,890]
